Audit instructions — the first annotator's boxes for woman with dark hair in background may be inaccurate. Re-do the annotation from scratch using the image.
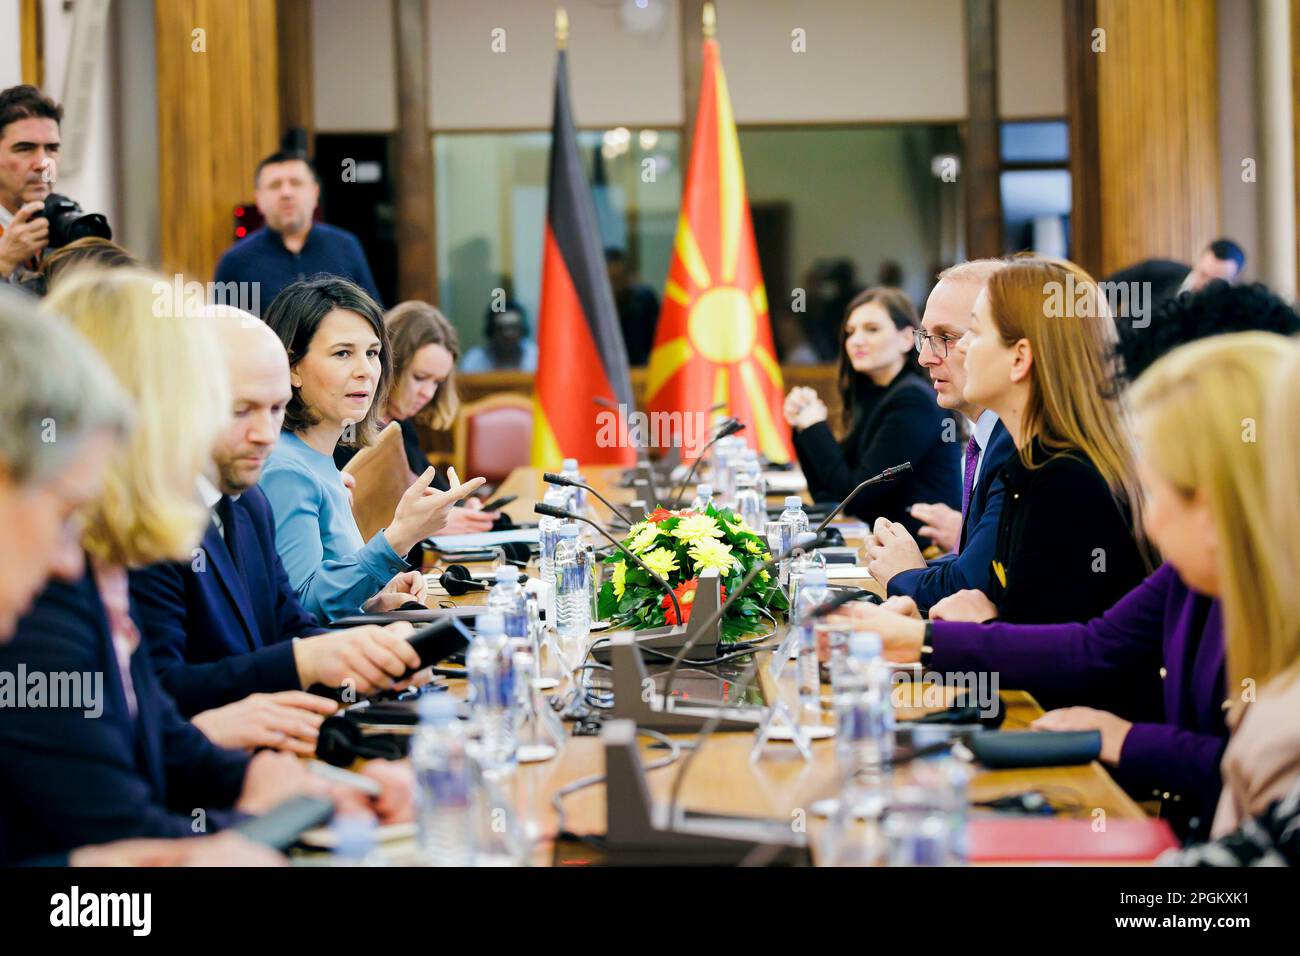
[334,300,497,535]
[783,286,960,537]
[259,277,483,622]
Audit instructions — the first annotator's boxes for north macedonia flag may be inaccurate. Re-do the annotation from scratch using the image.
[644,36,793,464]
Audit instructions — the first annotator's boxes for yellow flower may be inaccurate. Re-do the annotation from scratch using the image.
[641,547,680,580]
[611,560,627,599]
[628,524,663,554]
[671,513,724,547]
[744,539,762,554]
[727,515,751,535]
[688,537,739,574]
[624,519,650,540]
[758,569,770,583]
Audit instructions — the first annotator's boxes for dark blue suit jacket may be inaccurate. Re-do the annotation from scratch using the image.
[130,486,325,718]
[887,419,1016,612]
[0,565,249,865]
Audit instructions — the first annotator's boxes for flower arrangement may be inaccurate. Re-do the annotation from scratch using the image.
[595,504,788,642]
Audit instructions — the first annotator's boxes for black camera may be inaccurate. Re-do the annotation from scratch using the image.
[36,193,112,249]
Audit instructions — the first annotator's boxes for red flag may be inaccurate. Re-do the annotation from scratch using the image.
[644,38,792,463]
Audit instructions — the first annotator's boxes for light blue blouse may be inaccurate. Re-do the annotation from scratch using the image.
[259,431,408,621]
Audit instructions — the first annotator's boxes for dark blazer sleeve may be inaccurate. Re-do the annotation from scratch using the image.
[995,460,1143,624]
[150,646,250,816]
[793,386,944,515]
[887,473,1007,611]
[0,578,247,858]
[129,562,304,717]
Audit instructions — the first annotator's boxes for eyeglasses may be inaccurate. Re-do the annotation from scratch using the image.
[915,330,958,359]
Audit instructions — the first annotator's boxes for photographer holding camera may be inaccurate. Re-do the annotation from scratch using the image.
[0,85,62,282]
[1,85,111,286]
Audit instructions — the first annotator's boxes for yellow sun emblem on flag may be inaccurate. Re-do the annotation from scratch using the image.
[644,42,790,464]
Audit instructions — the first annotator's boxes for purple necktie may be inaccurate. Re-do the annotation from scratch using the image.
[956,436,980,554]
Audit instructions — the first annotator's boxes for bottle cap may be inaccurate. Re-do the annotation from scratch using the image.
[476,611,505,636]
[332,813,377,857]
[418,690,459,724]
[802,568,827,587]
[559,524,580,537]
[850,631,882,659]
[495,565,520,584]
[785,495,803,509]
[562,458,578,471]
[696,483,712,497]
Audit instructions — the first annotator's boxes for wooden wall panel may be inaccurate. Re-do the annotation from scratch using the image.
[1085,0,1220,276]
[155,0,280,283]
[277,0,314,152]
[965,0,1004,259]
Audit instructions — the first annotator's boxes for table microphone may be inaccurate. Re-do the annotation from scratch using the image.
[542,472,635,527]
[533,501,682,623]
[808,587,874,618]
[658,531,836,705]
[592,395,661,503]
[671,417,746,507]
[813,461,913,533]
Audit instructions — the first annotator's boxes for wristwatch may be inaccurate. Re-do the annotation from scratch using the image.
[919,621,935,669]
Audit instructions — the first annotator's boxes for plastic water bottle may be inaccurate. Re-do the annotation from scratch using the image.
[412,692,474,866]
[777,496,810,586]
[787,531,827,608]
[733,465,767,535]
[560,457,587,515]
[713,437,744,507]
[467,612,516,772]
[833,631,895,774]
[740,450,768,498]
[486,566,529,642]
[793,567,829,717]
[330,813,383,866]
[689,482,715,514]
[537,488,568,597]
[554,525,591,641]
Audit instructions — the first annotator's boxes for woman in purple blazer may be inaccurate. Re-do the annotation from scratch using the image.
[838,332,1294,841]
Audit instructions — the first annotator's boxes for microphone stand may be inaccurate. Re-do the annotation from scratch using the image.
[812,462,912,534]
[601,533,832,735]
[534,502,680,623]
[542,472,635,528]
[592,394,662,507]
[658,532,835,705]
[670,419,745,508]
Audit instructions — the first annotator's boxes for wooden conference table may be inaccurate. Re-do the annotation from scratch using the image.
[418,465,1146,865]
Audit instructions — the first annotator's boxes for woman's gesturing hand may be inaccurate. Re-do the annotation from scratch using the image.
[384,466,486,555]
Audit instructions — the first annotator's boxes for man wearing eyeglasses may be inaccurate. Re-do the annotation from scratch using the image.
[864,260,1017,614]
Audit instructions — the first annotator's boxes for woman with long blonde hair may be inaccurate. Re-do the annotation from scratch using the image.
[0,269,330,863]
[1205,338,1300,839]
[926,256,1149,624]
[836,329,1296,841]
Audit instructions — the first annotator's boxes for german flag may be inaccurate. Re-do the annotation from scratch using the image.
[530,46,635,469]
[643,33,792,464]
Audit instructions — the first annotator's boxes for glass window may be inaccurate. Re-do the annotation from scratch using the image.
[1000,120,1069,163]
[736,125,962,364]
[434,129,681,367]
[1000,169,1072,258]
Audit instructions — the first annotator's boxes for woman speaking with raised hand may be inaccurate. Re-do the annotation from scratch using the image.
[260,277,484,622]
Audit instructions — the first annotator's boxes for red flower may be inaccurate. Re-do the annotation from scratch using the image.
[647,507,675,523]
[660,578,728,626]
